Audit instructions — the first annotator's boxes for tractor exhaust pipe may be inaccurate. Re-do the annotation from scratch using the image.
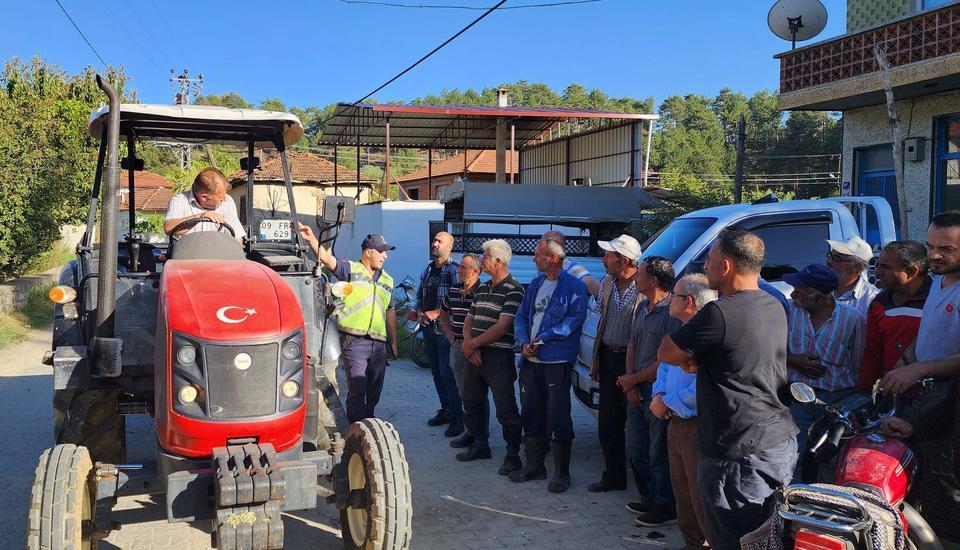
[95,74,120,338]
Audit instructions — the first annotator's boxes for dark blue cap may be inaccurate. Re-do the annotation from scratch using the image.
[361,234,395,252]
[783,264,839,294]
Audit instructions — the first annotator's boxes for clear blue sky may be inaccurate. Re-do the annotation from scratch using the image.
[3,0,846,109]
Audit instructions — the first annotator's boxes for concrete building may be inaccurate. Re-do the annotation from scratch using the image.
[775,0,960,239]
[396,150,518,200]
[227,150,375,224]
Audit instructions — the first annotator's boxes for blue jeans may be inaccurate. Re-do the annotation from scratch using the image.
[423,327,462,419]
[789,387,855,483]
[626,383,674,506]
[698,438,798,550]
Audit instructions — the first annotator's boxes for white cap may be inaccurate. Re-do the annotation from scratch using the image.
[826,235,873,263]
[597,234,642,261]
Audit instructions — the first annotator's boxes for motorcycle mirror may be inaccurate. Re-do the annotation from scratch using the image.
[790,382,818,404]
[402,275,416,286]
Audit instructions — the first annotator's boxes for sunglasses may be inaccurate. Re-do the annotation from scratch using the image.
[826,251,854,263]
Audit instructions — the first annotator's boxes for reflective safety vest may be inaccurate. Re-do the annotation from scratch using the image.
[338,261,394,341]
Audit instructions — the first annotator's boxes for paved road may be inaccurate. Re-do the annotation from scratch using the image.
[1,328,681,549]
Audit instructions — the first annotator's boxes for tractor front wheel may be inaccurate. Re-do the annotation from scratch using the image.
[27,444,95,550]
[339,418,412,550]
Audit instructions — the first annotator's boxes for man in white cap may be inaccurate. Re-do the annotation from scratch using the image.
[588,234,644,493]
[826,235,879,324]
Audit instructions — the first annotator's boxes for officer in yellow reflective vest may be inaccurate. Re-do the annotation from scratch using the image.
[299,225,399,422]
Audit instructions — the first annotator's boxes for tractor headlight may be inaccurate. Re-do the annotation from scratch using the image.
[177,345,197,365]
[281,380,300,398]
[281,340,301,361]
[178,385,198,404]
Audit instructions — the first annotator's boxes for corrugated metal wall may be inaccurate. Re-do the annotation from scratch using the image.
[519,121,646,186]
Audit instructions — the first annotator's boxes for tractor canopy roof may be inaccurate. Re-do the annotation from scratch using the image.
[88,103,304,148]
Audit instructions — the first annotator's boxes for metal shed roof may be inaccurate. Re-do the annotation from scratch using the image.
[438,181,662,225]
[317,103,657,149]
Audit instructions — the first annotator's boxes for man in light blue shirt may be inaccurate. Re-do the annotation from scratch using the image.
[649,273,716,548]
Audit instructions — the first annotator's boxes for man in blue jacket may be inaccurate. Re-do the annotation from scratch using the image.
[510,235,589,493]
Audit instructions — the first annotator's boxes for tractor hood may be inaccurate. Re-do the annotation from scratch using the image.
[161,260,304,341]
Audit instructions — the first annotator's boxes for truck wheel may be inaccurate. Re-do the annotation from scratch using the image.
[408,331,429,369]
[339,419,412,550]
[54,390,126,464]
[27,444,95,550]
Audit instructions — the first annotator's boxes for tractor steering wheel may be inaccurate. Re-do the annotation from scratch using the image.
[167,216,237,258]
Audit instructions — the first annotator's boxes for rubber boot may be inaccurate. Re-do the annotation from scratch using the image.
[509,437,548,482]
[548,440,572,493]
[498,425,523,475]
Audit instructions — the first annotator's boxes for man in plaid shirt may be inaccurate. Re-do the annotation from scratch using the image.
[418,231,464,437]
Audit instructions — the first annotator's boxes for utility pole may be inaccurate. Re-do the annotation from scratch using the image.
[874,47,909,236]
[734,114,746,203]
[169,68,205,170]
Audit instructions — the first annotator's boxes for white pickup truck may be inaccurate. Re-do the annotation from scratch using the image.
[572,196,899,415]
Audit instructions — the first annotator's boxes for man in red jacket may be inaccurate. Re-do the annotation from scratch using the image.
[856,240,930,393]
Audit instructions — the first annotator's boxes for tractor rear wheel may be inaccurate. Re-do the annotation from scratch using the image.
[26,444,95,550]
[54,390,126,464]
[339,418,412,550]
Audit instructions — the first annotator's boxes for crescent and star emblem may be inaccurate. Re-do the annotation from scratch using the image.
[216,306,257,324]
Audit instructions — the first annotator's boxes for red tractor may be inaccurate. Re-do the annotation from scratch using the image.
[27,77,412,549]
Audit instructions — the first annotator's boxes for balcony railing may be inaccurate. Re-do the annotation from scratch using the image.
[779,2,960,94]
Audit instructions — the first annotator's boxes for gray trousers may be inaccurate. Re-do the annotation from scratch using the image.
[698,438,797,550]
[450,341,466,395]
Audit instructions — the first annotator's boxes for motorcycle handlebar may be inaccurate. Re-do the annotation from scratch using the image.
[813,422,847,463]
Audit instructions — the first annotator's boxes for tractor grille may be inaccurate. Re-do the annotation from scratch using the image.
[205,343,278,419]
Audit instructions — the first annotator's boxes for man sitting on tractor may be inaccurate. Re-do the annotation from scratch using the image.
[299,224,400,423]
[164,167,245,241]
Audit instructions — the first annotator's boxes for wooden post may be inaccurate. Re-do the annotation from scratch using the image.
[385,117,391,200]
[875,46,909,236]
[734,114,746,203]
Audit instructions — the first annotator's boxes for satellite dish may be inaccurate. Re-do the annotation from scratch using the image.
[768,0,828,49]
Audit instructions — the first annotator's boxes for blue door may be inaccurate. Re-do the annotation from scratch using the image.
[935,116,960,214]
[857,146,900,241]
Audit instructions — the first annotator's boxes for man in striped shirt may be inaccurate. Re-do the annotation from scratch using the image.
[458,240,526,475]
[784,264,863,482]
[439,253,484,450]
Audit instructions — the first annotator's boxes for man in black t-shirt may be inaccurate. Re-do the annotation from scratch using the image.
[659,229,798,550]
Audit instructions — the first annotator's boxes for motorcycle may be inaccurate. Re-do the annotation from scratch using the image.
[393,276,429,369]
[749,382,942,550]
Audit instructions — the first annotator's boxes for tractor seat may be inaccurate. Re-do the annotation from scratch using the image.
[169,231,246,261]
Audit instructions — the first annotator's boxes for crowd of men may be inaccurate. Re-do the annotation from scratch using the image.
[293,199,960,549]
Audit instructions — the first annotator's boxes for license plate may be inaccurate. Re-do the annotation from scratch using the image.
[591,391,600,406]
[259,219,292,241]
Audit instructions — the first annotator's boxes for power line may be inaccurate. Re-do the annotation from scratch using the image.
[53,0,108,69]
[97,0,158,65]
[352,0,508,104]
[122,0,173,66]
[340,0,601,9]
[149,0,190,66]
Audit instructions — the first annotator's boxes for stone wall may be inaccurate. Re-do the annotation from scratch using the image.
[842,88,960,239]
[0,266,60,314]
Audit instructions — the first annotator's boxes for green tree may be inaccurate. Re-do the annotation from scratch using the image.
[0,57,127,280]
[195,91,251,109]
[258,97,287,112]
